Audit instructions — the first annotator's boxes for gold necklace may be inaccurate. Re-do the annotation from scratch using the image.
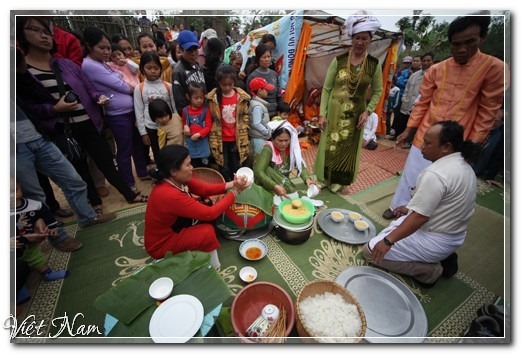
[345,50,367,98]
[164,178,190,195]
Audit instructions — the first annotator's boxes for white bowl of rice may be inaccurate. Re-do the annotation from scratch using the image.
[296,280,366,343]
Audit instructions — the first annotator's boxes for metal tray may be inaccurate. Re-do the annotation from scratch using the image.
[336,266,428,343]
[317,208,376,244]
[216,221,273,242]
[273,209,314,231]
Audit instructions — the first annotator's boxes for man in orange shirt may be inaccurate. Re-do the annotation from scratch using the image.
[383,15,505,219]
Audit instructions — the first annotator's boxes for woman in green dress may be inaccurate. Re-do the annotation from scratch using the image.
[254,120,318,197]
[221,121,317,233]
[315,11,383,193]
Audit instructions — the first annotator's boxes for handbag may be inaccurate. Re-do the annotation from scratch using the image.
[51,62,84,162]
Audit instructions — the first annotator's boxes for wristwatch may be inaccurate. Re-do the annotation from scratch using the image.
[383,237,395,246]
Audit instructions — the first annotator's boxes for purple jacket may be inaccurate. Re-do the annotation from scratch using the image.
[81,57,134,116]
[23,57,105,133]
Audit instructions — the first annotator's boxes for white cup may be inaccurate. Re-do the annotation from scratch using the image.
[236,167,254,188]
[261,304,280,324]
[307,184,319,198]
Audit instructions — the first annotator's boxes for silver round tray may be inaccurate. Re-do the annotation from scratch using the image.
[216,220,273,242]
[273,209,314,231]
[317,208,376,244]
[336,266,428,343]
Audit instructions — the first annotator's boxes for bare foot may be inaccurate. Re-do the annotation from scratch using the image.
[393,206,409,217]
[340,185,351,195]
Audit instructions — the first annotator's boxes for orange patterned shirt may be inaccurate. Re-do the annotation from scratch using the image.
[408,50,505,148]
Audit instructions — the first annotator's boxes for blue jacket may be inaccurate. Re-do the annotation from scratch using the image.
[395,68,410,94]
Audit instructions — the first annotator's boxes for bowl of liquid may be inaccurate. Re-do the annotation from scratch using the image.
[348,212,362,222]
[354,220,369,232]
[239,239,268,261]
[331,211,345,223]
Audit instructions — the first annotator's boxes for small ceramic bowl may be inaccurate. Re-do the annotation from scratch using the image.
[239,266,258,283]
[261,304,280,324]
[149,277,174,301]
[239,239,268,261]
[307,184,319,198]
[331,211,345,223]
[348,211,362,222]
[354,220,369,232]
[236,167,254,186]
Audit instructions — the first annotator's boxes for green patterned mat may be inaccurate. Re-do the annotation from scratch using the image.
[19,180,501,343]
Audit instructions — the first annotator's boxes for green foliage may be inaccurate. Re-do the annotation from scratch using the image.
[396,12,507,62]
[242,10,288,33]
[396,11,435,51]
[481,14,507,60]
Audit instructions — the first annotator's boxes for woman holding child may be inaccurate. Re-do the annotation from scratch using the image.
[16,17,147,207]
[315,11,383,193]
[82,27,149,195]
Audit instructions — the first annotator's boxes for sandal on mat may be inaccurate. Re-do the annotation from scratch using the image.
[128,194,148,204]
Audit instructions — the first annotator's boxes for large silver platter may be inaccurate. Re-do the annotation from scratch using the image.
[317,208,376,244]
[336,266,428,343]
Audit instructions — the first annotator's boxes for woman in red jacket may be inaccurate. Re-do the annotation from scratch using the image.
[145,145,250,268]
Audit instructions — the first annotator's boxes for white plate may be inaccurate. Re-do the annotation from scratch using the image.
[273,195,282,207]
[149,294,204,343]
[301,196,324,208]
[336,266,428,343]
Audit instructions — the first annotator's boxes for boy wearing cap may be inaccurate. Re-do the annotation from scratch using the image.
[172,30,206,114]
[248,77,274,154]
[394,56,413,82]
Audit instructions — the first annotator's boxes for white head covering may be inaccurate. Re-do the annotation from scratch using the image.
[266,120,306,176]
[344,10,381,38]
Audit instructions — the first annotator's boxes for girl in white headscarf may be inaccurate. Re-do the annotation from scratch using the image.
[315,10,383,193]
[254,120,318,197]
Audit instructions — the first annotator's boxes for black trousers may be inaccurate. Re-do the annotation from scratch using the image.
[145,127,160,163]
[37,172,61,211]
[54,120,137,203]
[221,142,240,182]
[393,112,410,138]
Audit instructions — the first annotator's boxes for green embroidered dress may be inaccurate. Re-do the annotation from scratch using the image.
[253,144,311,195]
[315,52,383,186]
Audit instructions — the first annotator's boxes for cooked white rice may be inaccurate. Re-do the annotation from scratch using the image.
[299,291,362,343]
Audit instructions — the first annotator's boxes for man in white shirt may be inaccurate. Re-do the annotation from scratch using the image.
[363,121,478,287]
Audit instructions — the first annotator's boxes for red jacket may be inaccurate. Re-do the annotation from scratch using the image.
[144,178,235,258]
[53,25,83,66]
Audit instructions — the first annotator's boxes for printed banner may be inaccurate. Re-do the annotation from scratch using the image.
[224,10,304,89]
